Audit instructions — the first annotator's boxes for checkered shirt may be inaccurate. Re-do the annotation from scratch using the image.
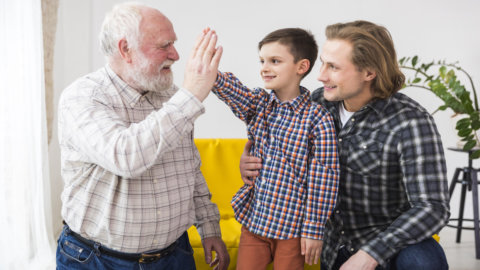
[58,65,221,253]
[311,88,450,269]
[213,72,339,240]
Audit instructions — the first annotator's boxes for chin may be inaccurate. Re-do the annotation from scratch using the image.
[323,92,339,102]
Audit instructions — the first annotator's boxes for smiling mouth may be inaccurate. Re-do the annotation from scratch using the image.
[324,85,337,90]
[161,66,172,72]
[263,75,276,81]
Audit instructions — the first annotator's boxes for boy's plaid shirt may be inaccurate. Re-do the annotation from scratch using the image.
[213,72,339,240]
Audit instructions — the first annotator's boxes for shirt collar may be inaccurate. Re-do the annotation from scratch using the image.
[268,86,311,114]
[363,95,392,117]
[105,65,145,107]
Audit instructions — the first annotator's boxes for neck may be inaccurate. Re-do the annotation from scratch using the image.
[275,84,301,102]
[343,87,374,112]
[109,59,143,93]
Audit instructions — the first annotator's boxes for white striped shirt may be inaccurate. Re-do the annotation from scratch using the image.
[58,65,221,253]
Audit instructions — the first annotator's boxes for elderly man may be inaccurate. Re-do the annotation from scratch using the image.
[56,2,227,270]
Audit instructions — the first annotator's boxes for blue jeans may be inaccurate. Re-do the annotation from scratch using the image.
[322,237,448,270]
[56,225,196,270]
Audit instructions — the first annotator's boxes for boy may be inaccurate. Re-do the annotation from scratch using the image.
[212,28,339,269]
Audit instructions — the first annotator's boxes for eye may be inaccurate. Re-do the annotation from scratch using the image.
[272,59,280,64]
[259,59,265,64]
[329,64,337,70]
[159,41,174,50]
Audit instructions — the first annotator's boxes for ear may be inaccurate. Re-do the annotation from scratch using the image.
[364,69,376,82]
[118,38,133,63]
[296,59,310,76]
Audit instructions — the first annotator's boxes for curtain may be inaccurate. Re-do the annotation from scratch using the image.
[42,0,59,145]
[0,0,56,269]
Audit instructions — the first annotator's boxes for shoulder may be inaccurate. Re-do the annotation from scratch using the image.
[59,68,115,106]
[308,100,333,120]
[379,92,440,139]
[311,87,325,105]
[386,92,433,122]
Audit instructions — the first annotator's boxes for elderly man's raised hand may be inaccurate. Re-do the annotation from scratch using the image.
[183,29,223,102]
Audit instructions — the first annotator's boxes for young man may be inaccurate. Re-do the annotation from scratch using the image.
[56,2,228,269]
[239,21,450,270]
[211,28,339,269]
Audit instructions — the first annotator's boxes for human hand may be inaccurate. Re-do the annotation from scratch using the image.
[239,140,262,185]
[202,236,230,270]
[183,29,223,102]
[301,238,322,265]
[339,250,378,270]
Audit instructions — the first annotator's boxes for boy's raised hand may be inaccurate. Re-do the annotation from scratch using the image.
[183,29,223,102]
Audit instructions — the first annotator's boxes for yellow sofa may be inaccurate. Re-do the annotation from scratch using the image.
[188,138,321,270]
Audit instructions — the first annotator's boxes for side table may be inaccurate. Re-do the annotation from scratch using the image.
[446,147,480,259]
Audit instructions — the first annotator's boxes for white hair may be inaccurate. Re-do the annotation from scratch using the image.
[99,2,146,57]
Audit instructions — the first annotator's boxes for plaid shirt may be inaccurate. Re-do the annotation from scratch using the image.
[58,65,221,253]
[213,72,339,240]
[311,88,450,269]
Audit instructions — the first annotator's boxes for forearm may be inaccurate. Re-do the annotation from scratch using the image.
[361,116,449,265]
[193,169,222,239]
[304,118,339,239]
[213,71,262,122]
[60,87,204,178]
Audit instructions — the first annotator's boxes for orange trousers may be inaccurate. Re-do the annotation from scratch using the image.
[236,226,305,270]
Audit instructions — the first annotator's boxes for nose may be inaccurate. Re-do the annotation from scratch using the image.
[260,62,269,73]
[317,64,327,82]
[168,45,180,61]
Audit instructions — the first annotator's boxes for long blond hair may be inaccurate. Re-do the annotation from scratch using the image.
[326,20,405,98]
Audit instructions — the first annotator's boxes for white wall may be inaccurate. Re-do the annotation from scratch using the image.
[51,0,480,237]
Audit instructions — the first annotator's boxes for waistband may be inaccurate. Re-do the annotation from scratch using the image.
[63,224,180,263]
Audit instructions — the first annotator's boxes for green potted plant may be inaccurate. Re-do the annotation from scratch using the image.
[399,56,480,158]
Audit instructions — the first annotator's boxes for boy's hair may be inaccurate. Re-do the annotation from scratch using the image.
[325,20,405,98]
[258,28,318,78]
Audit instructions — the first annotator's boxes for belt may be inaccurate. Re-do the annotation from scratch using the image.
[64,224,178,263]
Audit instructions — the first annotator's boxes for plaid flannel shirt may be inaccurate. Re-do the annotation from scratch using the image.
[311,88,450,269]
[213,72,339,240]
[58,65,221,253]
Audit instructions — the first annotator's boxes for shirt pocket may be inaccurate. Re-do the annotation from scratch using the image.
[346,135,383,176]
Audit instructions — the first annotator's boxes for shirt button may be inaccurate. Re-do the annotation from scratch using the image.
[153,179,157,183]
[157,210,161,215]
[338,138,343,142]
[362,145,367,149]
[350,248,355,252]
[341,231,345,235]
[351,118,355,122]
[153,240,158,244]
[336,210,340,214]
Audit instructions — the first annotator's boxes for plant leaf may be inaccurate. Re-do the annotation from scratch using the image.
[472,119,480,130]
[463,140,477,151]
[412,56,418,67]
[471,149,480,159]
[461,134,475,141]
[458,127,472,137]
[456,120,471,130]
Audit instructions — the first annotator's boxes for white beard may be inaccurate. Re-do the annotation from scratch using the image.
[126,52,174,92]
